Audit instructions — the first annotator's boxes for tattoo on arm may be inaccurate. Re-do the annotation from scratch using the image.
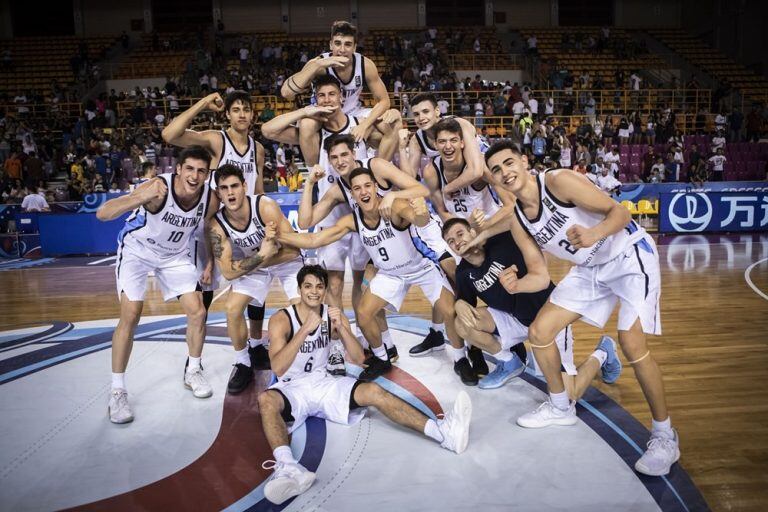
[208,229,224,259]
[233,253,264,273]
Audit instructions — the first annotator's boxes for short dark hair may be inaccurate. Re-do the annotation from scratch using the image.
[225,90,252,112]
[349,166,375,185]
[177,145,212,168]
[313,74,342,92]
[330,20,357,42]
[141,161,156,176]
[324,133,356,154]
[441,217,471,238]
[411,92,439,109]
[215,164,245,185]
[297,264,329,287]
[434,118,462,138]
[484,138,525,164]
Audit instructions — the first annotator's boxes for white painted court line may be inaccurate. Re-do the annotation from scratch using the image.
[87,256,117,265]
[745,257,768,301]
[212,287,230,304]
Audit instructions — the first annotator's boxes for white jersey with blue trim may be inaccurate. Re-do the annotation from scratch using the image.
[336,157,392,211]
[317,51,365,114]
[316,115,369,228]
[353,208,431,275]
[514,171,646,267]
[210,130,258,194]
[214,194,267,260]
[433,155,500,219]
[279,304,333,382]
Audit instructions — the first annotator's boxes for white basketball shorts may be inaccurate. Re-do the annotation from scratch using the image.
[369,262,453,312]
[231,256,304,305]
[116,241,199,302]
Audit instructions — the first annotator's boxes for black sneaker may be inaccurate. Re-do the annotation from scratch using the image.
[454,357,478,386]
[227,363,253,394]
[409,329,445,356]
[358,355,392,382]
[386,345,399,363]
[468,346,489,377]
[249,344,270,370]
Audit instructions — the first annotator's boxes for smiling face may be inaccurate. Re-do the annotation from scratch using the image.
[350,172,379,213]
[216,175,246,211]
[298,273,327,307]
[443,222,477,256]
[412,100,440,131]
[487,148,530,194]
[175,157,210,195]
[225,99,253,132]
[435,129,464,164]
[328,143,356,177]
[315,84,342,110]
[330,34,356,60]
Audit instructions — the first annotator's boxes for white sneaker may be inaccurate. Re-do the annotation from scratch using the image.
[438,390,472,454]
[517,400,577,428]
[262,460,316,504]
[108,388,134,424]
[184,367,213,398]
[635,429,680,476]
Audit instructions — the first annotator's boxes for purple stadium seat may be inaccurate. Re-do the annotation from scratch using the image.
[747,161,760,179]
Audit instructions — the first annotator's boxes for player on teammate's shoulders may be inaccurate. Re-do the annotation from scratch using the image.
[280,20,392,144]
[205,165,304,394]
[258,264,472,505]
[96,146,219,424]
[443,216,622,391]
[274,168,476,385]
[480,138,679,477]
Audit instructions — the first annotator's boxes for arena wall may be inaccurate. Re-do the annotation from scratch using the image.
[219,0,282,32]
[356,0,420,32]
[82,0,144,35]
[288,0,351,33]
[614,0,682,28]
[491,0,555,29]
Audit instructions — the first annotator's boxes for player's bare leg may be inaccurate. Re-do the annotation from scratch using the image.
[108,294,143,423]
[179,290,212,398]
[357,289,392,381]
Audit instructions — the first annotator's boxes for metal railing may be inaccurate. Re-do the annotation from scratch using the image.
[446,53,522,69]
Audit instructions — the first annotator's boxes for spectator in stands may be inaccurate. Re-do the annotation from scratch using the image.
[531,131,547,164]
[604,145,621,177]
[665,152,679,182]
[711,130,726,153]
[573,158,588,175]
[92,174,106,192]
[708,148,727,182]
[23,151,44,189]
[729,108,743,142]
[21,186,49,212]
[591,155,607,176]
[558,135,572,168]
[642,146,656,181]
[4,152,22,182]
[275,143,286,179]
[645,114,657,145]
[526,34,537,56]
[618,116,631,145]
[714,111,727,132]
[596,165,622,195]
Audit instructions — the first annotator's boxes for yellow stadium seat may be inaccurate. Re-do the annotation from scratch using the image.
[637,199,658,216]
[621,200,640,217]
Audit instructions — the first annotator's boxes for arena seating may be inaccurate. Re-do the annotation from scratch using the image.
[113,33,193,79]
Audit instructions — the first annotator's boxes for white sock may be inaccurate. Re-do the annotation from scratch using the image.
[372,344,387,361]
[187,356,201,372]
[423,419,444,443]
[273,445,297,465]
[235,347,251,367]
[493,349,513,362]
[447,345,467,362]
[431,322,445,334]
[591,349,608,366]
[111,372,125,390]
[381,329,393,349]
[549,390,570,411]
[651,417,673,436]
[248,337,264,348]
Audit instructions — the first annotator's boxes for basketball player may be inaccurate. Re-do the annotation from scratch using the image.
[206,165,305,394]
[163,90,270,365]
[482,139,678,477]
[275,168,476,385]
[280,20,393,146]
[443,217,622,390]
[96,146,218,424]
[259,265,472,505]
[135,161,156,186]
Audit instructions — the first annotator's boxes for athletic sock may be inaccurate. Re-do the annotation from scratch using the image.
[424,419,444,443]
[248,337,264,348]
[273,445,297,465]
[447,345,467,362]
[549,390,570,411]
[651,417,673,437]
[187,356,201,372]
[372,344,388,361]
[381,329,393,349]
[493,349,514,362]
[111,372,125,390]
[431,322,445,335]
[235,347,251,367]
[590,349,608,366]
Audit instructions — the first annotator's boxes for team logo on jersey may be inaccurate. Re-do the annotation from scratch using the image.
[355,76,362,87]
[196,203,204,216]
[543,196,557,213]
[328,175,335,183]
[147,238,156,245]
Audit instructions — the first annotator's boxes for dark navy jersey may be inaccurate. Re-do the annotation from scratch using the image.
[455,231,554,327]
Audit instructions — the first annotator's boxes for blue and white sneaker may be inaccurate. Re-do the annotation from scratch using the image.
[478,354,525,389]
[597,335,622,384]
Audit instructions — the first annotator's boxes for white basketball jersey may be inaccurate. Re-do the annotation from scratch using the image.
[279,304,333,382]
[316,116,369,228]
[214,194,267,260]
[433,155,500,219]
[415,129,440,160]
[336,158,391,211]
[353,208,429,274]
[514,171,646,267]
[211,130,258,194]
[118,173,210,258]
[319,51,365,114]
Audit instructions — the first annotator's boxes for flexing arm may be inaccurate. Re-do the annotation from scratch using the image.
[206,220,279,281]
[297,165,341,229]
[393,197,430,228]
[96,177,165,221]
[268,310,316,378]
[441,117,485,194]
[402,130,423,179]
[372,157,428,208]
[276,214,355,249]
[254,142,265,194]
[353,58,391,138]
[259,196,301,260]
[547,169,631,249]
[161,93,224,153]
[422,162,451,221]
[504,213,551,293]
[328,306,365,366]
